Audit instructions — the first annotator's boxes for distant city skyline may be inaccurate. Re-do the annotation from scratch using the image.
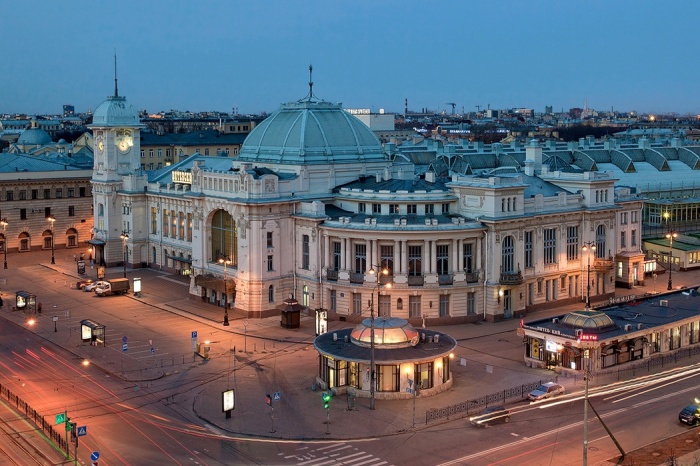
[3,0,700,116]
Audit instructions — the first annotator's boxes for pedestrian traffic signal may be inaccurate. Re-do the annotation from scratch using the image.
[266,394,272,406]
[322,392,331,409]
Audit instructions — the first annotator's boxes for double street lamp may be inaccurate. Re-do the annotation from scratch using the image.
[368,266,392,410]
[47,215,56,264]
[0,218,7,269]
[120,231,129,278]
[666,229,678,290]
[218,256,232,326]
[582,241,596,310]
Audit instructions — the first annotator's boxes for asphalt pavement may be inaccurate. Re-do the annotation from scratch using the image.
[3,248,700,464]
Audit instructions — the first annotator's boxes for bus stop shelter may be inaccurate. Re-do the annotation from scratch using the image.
[80,319,106,347]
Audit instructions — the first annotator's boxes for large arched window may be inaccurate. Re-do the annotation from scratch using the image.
[211,210,237,266]
[596,225,606,258]
[502,236,515,273]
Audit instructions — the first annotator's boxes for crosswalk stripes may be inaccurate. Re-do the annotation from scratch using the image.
[283,443,392,466]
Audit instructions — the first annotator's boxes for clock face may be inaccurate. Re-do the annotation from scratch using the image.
[118,139,130,153]
[97,139,104,153]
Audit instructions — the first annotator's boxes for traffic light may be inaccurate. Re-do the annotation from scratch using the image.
[322,392,331,409]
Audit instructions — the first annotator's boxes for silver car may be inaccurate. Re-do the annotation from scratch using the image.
[528,382,565,401]
[85,280,109,292]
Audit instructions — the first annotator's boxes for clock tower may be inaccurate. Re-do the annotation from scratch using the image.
[88,67,146,268]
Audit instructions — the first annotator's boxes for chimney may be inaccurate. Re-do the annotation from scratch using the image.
[525,139,542,172]
[425,171,435,182]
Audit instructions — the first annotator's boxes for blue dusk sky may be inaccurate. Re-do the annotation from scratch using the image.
[2,0,699,116]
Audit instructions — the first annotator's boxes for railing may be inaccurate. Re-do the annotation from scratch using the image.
[426,380,547,424]
[594,257,615,270]
[349,272,365,284]
[500,270,524,285]
[408,275,425,286]
[438,274,453,285]
[465,271,480,283]
[0,382,70,458]
[325,269,338,281]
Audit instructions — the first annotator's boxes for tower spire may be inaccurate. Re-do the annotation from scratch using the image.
[308,64,313,99]
[114,51,119,97]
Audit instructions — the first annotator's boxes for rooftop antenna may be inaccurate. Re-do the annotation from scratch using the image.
[308,64,313,99]
[114,50,119,97]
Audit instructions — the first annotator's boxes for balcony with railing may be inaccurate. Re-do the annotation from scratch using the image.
[465,271,480,284]
[594,257,615,271]
[407,275,425,286]
[349,272,365,284]
[325,269,338,281]
[500,269,524,285]
[438,273,454,285]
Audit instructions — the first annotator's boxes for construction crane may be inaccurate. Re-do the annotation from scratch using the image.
[445,103,456,115]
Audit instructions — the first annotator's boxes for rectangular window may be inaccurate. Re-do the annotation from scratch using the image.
[389,204,398,214]
[330,290,337,312]
[68,206,75,217]
[524,231,533,268]
[267,255,274,272]
[543,228,557,264]
[408,245,422,276]
[44,189,50,199]
[178,212,185,239]
[380,245,394,274]
[567,226,579,261]
[620,230,626,248]
[426,204,434,214]
[158,149,162,157]
[45,207,51,218]
[352,293,362,315]
[187,213,192,241]
[332,241,341,271]
[140,150,145,158]
[151,207,157,235]
[204,148,210,155]
[163,210,169,238]
[631,229,637,246]
[20,208,26,220]
[170,210,176,237]
[358,202,366,213]
[463,243,473,273]
[407,204,417,214]
[67,188,75,198]
[436,244,449,275]
[149,149,154,157]
[372,203,381,214]
[302,234,310,269]
[354,243,367,273]
[631,211,638,223]
[19,190,26,200]
[439,295,450,317]
[467,292,476,315]
[409,295,421,318]
[166,148,171,157]
[80,187,86,197]
[32,189,38,199]
[267,231,273,248]
[442,203,450,214]
[5,191,13,201]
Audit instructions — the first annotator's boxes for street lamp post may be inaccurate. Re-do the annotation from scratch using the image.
[368,266,391,410]
[583,347,590,466]
[47,216,55,264]
[582,241,596,310]
[120,231,129,278]
[218,256,232,326]
[666,229,678,290]
[0,218,7,269]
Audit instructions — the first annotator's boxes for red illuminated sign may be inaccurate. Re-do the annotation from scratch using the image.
[579,334,598,341]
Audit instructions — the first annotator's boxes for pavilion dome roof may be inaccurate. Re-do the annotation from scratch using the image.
[350,317,420,349]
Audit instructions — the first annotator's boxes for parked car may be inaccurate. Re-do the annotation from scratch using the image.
[76,279,94,290]
[679,404,700,426]
[470,406,510,426]
[528,382,565,401]
[85,281,109,292]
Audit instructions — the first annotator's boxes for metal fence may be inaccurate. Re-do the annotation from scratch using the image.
[425,380,548,424]
[0,382,69,457]
[593,345,700,385]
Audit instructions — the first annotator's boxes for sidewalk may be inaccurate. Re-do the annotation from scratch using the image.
[5,248,700,463]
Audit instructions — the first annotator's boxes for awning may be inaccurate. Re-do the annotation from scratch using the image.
[195,273,235,293]
[166,254,193,264]
[87,239,106,246]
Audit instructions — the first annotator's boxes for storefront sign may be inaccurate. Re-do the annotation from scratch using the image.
[545,340,559,352]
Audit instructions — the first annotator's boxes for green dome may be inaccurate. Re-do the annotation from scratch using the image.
[239,98,387,165]
[91,95,142,127]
